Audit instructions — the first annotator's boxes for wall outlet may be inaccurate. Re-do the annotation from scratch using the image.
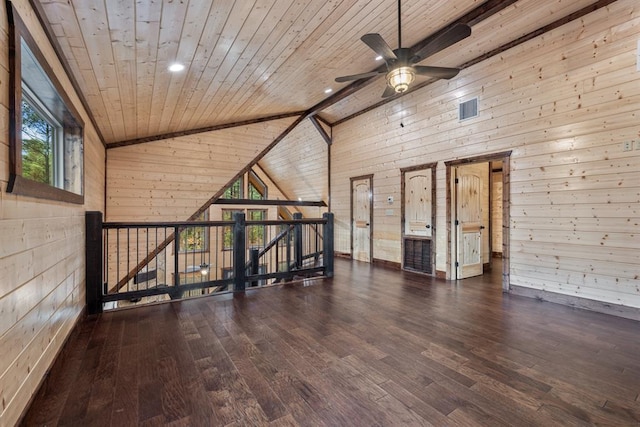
[385,209,394,216]
[636,140,640,150]
[623,141,633,151]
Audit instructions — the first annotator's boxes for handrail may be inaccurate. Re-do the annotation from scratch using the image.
[86,212,334,314]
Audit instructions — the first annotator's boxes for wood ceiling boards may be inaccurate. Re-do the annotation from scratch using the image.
[32,0,602,146]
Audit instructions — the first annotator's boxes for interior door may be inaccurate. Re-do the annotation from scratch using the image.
[405,170,432,237]
[352,176,372,262]
[455,167,483,278]
[403,167,435,274]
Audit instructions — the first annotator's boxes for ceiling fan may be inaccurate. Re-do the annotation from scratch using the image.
[335,0,471,97]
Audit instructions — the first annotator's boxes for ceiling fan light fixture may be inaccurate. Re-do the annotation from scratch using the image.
[387,66,415,93]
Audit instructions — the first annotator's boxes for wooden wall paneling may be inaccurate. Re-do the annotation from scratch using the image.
[106,117,296,222]
[331,0,639,310]
[259,119,328,219]
[0,2,105,425]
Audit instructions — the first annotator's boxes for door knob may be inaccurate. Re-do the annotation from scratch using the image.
[426,225,431,229]
[480,225,485,230]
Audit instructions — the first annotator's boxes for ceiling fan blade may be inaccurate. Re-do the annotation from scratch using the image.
[381,85,397,98]
[335,70,385,83]
[361,33,397,63]
[411,23,471,63]
[414,65,460,79]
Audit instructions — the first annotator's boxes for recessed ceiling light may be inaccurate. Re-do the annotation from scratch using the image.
[324,88,332,94]
[375,55,383,61]
[168,63,185,72]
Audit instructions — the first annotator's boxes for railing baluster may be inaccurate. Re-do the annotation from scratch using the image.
[250,248,259,287]
[293,213,303,269]
[174,226,180,287]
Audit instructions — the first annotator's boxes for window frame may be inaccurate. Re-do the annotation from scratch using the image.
[7,3,85,204]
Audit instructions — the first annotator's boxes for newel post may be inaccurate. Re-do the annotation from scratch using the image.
[293,212,303,269]
[86,211,103,315]
[323,212,334,278]
[233,212,246,291]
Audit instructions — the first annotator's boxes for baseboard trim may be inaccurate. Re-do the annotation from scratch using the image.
[510,285,640,321]
[335,251,352,259]
[373,258,401,270]
[435,270,446,279]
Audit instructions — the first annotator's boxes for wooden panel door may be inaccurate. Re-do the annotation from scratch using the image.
[351,176,372,262]
[404,170,432,237]
[456,168,483,278]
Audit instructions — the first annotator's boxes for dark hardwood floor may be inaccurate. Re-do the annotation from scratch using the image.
[22,259,640,426]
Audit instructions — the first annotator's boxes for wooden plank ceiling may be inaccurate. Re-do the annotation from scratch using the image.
[34,0,597,146]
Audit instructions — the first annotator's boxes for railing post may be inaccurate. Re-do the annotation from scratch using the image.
[174,226,180,286]
[250,248,259,287]
[293,212,303,269]
[233,212,246,291]
[86,211,103,315]
[323,212,334,278]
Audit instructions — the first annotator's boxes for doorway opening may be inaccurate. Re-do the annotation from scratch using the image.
[445,151,511,291]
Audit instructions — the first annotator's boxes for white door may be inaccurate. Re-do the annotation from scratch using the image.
[405,170,432,237]
[455,166,484,278]
[352,177,372,262]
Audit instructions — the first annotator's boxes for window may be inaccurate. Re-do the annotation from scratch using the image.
[222,209,267,249]
[247,209,266,248]
[223,178,243,199]
[7,5,84,203]
[222,209,243,250]
[248,171,267,200]
[179,211,208,253]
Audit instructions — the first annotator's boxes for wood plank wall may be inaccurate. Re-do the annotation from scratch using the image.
[106,117,295,222]
[259,118,329,218]
[331,0,640,308]
[0,1,106,425]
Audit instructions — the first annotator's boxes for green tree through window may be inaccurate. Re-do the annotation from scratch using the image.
[21,99,55,185]
[223,178,242,199]
[247,209,266,248]
[179,211,208,252]
[222,209,242,250]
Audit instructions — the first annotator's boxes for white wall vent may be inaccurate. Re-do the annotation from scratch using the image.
[459,97,478,121]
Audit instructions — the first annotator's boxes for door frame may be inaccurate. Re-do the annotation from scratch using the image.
[445,151,511,291]
[400,162,437,274]
[350,174,373,262]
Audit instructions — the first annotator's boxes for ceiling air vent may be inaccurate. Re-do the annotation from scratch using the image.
[459,97,478,121]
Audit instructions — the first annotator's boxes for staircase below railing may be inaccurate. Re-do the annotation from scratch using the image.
[85,212,334,314]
